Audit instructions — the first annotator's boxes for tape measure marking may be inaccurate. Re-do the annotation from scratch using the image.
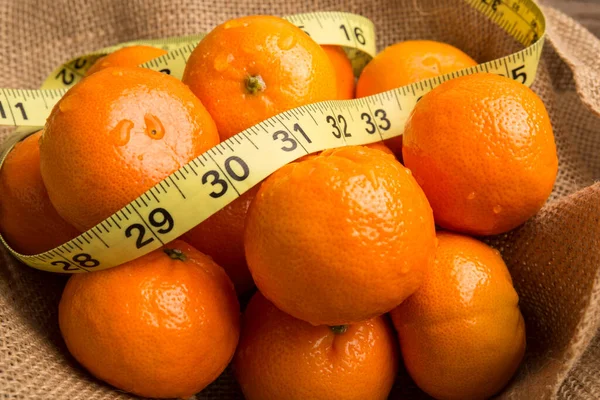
[137,11,377,81]
[0,0,546,273]
[41,33,208,90]
[39,12,375,92]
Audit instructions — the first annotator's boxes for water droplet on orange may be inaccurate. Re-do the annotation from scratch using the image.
[467,192,476,200]
[223,20,246,30]
[493,205,503,214]
[213,53,234,72]
[422,56,441,74]
[111,70,123,77]
[144,114,165,140]
[110,119,134,146]
[277,35,297,51]
[58,94,79,113]
[399,260,410,274]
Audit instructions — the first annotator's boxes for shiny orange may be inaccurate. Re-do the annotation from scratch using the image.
[356,40,477,96]
[296,142,393,163]
[40,67,219,231]
[0,131,80,254]
[390,232,526,400]
[59,240,240,399]
[182,185,259,295]
[233,292,398,400]
[364,141,393,155]
[244,146,436,326]
[182,15,337,140]
[322,45,355,99]
[85,45,168,76]
[356,40,477,157]
[402,73,558,235]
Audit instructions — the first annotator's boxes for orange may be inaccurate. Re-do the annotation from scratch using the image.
[85,45,168,76]
[322,45,355,99]
[181,185,260,295]
[0,131,80,254]
[182,15,337,140]
[390,232,526,400]
[233,292,398,400]
[296,143,393,163]
[402,73,558,235]
[59,240,240,398]
[244,146,436,326]
[40,67,219,231]
[356,40,477,97]
[364,141,393,155]
[356,40,477,157]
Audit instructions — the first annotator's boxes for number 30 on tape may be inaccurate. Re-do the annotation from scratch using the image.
[0,0,546,273]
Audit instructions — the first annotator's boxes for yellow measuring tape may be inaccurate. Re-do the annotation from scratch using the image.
[0,12,376,127]
[0,0,545,273]
[40,33,207,90]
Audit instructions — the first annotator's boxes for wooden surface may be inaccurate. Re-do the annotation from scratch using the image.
[544,0,600,37]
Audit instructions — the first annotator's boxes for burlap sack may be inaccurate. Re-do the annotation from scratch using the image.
[1,0,599,398]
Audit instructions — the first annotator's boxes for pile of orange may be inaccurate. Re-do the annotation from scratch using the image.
[0,13,557,400]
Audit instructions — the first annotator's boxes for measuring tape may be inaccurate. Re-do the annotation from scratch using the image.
[0,12,376,127]
[40,33,208,90]
[0,0,546,273]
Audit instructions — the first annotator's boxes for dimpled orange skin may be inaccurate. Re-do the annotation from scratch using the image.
[390,232,526,400]
[365,141,394,155]
[356,40,477,97]
[182,15,338,140]
[40,66,219,231]
[356,40,477,157]
[244,146,436,326]
[233,292,398,400]
[402,73,558,235]
[59,240,240,399]
[322,45,355,99]
[295,142,393,163]
[85,45,168,76]
[182,185,260,295]
[0,131,80,254]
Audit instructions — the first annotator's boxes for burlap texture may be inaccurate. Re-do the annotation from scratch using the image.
[1,0,599,399]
